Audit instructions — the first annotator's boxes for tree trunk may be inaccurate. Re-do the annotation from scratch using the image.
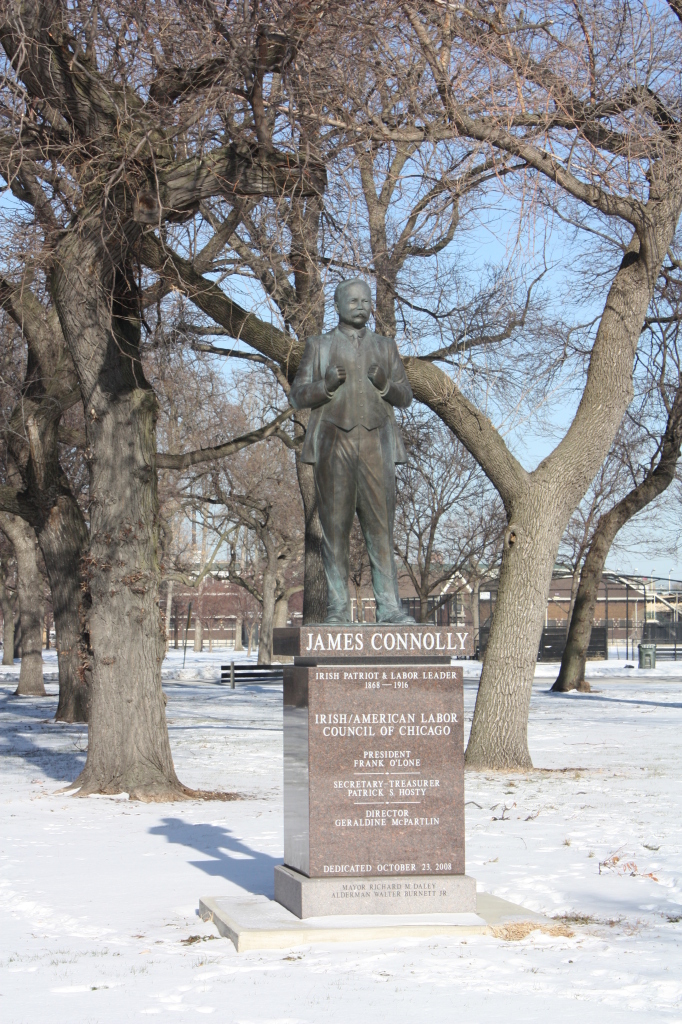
[165,581,173,653]
[296,439,327,624]
[37,496,91,722]
[258,564,277,665]
[13,608,21,658]
[0,567,15,666]
[0,513,45,697]
[551,559,601,693]
[51,245,185,800]
[3,400,91,719]
[287,198,328,625]
[354,582,363,622]
[74,382,179,797]
[553,390,682,692]
[466,496,561,768]
[470,578,481,656]
[194,617,203,652]
[234,613,244,651]
[566,565,582,633]
[274,594,289,628]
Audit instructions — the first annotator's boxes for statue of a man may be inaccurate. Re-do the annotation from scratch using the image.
[290,279,415,624]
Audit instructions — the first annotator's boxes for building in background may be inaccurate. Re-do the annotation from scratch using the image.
[150,565,682,662]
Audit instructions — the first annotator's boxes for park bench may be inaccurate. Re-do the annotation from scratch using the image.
[220,662,284,687]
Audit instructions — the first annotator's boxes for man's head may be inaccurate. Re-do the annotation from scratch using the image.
[334,279,372,329]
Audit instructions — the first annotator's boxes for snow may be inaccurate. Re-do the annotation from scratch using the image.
[1,649,681,1023]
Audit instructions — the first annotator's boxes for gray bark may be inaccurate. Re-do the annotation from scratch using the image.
[566,566,582,634]
[274,595,289,628]
[0,513,45,697]
[0,558,15,666]
[258,560,277,665]
[42,497,91,723]
[234,613,244,651]
[470,578,480,654]
[467,502,559,767]
[165,581,173,653]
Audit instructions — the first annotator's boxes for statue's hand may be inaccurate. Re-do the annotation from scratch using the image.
[368,363,388,392]
[325,363,347,394]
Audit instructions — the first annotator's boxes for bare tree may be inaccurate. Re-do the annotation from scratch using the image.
[384,1,682,768]
[554,263,682,690]
[0,1,321,797]
[149,328,302,659]
[0,278,91,721]
[209,434,304,664]
[120,0,682,775]
[395,410,504,622]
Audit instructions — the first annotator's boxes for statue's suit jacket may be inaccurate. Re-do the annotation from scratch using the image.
[289,326,412,464]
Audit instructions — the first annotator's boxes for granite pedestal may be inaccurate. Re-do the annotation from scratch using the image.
[273,624,475,918]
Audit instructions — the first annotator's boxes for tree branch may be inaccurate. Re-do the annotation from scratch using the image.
[402,6,650,227]
[402,356,528,513]
[0,485,22,517]
[156,409,294,470]
[139,233,302,374]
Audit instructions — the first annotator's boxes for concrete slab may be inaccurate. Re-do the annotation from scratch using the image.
[198,891,546,952]
[476,891,546,926]
[274,864,477,917]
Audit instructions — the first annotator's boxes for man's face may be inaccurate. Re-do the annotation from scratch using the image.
[336,282,371,328]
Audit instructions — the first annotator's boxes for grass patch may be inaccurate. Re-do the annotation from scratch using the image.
[490,922,574,941]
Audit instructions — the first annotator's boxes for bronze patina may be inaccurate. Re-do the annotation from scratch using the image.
[290,279,415,624]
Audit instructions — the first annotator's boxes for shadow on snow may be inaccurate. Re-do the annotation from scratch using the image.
[544,690,682,711]
[148,816,280,898]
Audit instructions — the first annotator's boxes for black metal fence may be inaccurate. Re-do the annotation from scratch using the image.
[642,621,682,642]
[401,596,463,626]
[641,622,682,660]
[477,625,607,662]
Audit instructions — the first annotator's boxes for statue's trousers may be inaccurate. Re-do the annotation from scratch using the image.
[313,419,401,620]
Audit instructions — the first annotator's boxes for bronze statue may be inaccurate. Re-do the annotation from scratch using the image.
[290,279,415,624]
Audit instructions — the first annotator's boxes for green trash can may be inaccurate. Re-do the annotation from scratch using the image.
[638,643,656,669]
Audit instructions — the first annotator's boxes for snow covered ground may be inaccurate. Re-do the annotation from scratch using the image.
[1,649,681,1023]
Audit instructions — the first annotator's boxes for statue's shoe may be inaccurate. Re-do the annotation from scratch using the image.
[376,610,417,625]
[323,615,351,625]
